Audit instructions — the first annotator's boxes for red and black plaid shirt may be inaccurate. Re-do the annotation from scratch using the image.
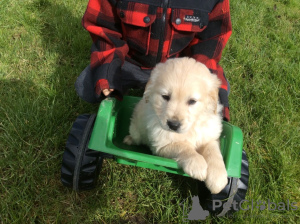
[82,0,232,120]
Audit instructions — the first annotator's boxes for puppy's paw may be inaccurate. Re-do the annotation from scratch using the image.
[179,154,207,181]
[205,163,228,194]
[123,135,134,145]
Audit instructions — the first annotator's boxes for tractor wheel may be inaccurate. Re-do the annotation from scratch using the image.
[61,114,103,191]
[198,150,249,216]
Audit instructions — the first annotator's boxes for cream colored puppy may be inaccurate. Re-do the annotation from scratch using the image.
[123,57,228,194]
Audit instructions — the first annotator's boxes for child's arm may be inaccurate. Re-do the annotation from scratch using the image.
[182,0,232,121]
[82,0,129,99]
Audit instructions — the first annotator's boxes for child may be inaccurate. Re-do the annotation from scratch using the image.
[75,0,232,121]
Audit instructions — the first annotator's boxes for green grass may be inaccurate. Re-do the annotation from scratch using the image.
[0,0,299,223]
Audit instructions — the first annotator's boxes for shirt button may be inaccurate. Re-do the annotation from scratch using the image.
[175,18,181,25]
[120,11,125,18]
[143,16,150,23]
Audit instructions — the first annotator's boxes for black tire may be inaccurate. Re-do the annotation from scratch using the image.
[198,150,249,216]
[61,114,103,191]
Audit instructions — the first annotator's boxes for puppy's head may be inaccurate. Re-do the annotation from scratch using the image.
[144,57,221,133]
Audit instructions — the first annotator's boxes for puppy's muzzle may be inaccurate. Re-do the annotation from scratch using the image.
[167,120,181,132]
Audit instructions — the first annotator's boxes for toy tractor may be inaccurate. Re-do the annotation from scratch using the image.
[61,96,249,216]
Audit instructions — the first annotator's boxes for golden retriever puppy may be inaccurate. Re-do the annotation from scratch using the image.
[123,57,228,194]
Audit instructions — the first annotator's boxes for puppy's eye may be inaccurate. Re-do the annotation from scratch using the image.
[188,99,197,105]
[162,94,170,101]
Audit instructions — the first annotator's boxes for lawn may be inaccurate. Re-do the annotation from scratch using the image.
[0,0,299,223]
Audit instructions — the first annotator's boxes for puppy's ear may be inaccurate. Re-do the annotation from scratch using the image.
[143,80,152,103]
[209,88,219,114]
[143,65,160,103]
[208,74,221,114]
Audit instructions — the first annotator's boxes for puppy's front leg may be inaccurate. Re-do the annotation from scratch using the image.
[157,142,207,181]
[198,141,228,194]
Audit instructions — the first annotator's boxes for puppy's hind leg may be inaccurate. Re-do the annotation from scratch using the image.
[157,142,207,181]
[123,121,142,146]
[123,135,134,145]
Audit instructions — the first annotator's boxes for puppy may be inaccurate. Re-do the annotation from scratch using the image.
[123,57,228,194]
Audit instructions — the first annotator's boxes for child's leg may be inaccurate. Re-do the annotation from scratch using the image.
[75,61,152,103]
[121,61,152,94]
[75,65,98,103]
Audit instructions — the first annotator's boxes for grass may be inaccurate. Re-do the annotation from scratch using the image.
[0,0,299,223]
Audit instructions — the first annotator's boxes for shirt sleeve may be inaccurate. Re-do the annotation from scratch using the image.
[82,0,129,93]
[182,0,232,121]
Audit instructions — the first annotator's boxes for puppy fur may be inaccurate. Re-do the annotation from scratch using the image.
[123,57,228,194]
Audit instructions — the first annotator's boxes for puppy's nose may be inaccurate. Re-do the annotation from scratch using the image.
[167,120,181,131]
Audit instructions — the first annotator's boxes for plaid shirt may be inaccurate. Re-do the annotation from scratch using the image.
[82,0,232,121]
